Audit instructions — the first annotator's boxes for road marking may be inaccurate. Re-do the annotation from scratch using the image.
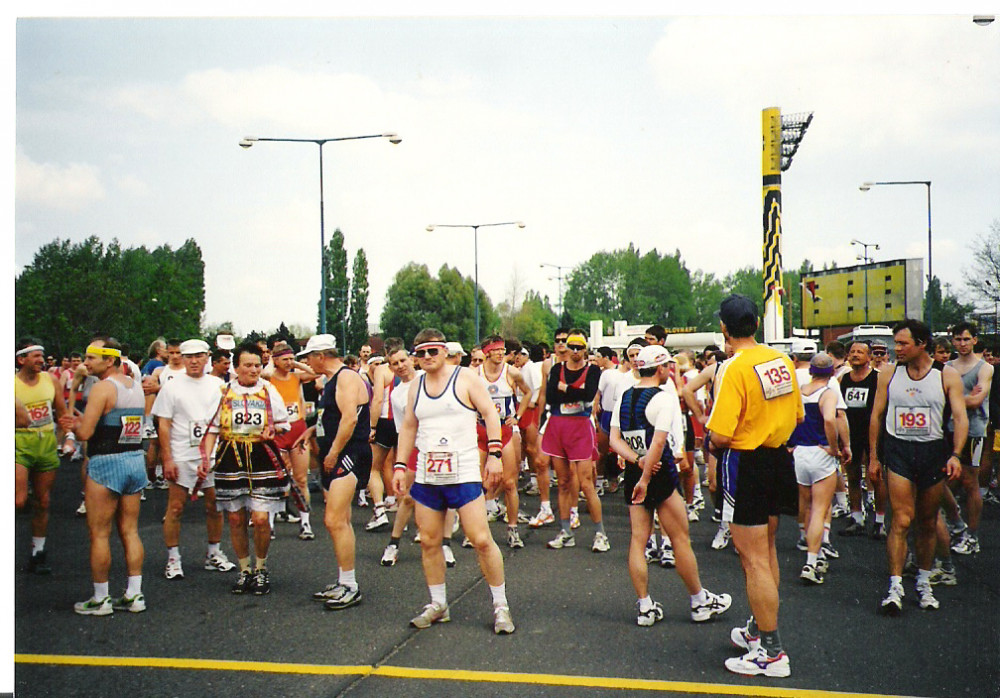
[15,653,928,698]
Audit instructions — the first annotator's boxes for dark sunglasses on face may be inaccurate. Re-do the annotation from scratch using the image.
[554,338,568,344]
[872,351,886,356]
[567,344,586,351]
[413,348,441,358]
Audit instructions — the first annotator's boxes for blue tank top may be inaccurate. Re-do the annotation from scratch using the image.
[789,386,829,447]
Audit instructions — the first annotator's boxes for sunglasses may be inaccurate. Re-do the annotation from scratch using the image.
[567,344,587,351]
[413,347,442,358]
[872,351,886,356]
[554,338,568,344]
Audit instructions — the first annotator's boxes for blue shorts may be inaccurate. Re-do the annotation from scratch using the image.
[598,411,612,434]
[88,450,148,496]
[409,481,483,512]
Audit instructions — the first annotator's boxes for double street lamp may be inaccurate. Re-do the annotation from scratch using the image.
[425,221,526,344]
[540,262,570,319]
[850,239,880,324]
[859,180,932,327]
[240,133,402,335]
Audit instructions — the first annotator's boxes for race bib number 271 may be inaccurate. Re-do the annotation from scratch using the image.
[753,359,794,400]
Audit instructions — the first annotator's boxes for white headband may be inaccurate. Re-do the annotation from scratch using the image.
[15,344,44,357]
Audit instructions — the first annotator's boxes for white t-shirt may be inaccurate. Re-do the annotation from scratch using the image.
[610,385,686,458]
[151,374,225,462]
[797,367,848,410]
[598,368,629,412]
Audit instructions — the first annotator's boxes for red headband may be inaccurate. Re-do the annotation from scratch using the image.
[482,340,505,354]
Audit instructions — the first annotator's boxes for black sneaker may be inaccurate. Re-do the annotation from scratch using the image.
[839,519,866,537]
[252,568,270,595]
[231,570,253,595]
[26,550,51,575]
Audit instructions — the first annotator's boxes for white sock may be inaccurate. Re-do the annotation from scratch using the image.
[94,581,109,600]
[167,546,180,561]
[875,513,885,524]
[638,595,654,612]
[268,511,276,529]
[32,537,45,554]
[207,542,221,556]
[807,552,819,566]
[851,511,864,525]
[339,568,357,590]
[300,511,311,527]
[490,583,508,608]
[690,589,707,607]
[126,575,142,596]
[836,492,848,507]
[823,525,831,544]
[429,583,447,607]
[916,568,932,586]
[540,501,553,514]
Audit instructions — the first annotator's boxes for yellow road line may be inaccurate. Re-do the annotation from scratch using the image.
[14,653,924,698]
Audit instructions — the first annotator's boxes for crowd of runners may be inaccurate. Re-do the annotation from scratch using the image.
[14,293,999,679]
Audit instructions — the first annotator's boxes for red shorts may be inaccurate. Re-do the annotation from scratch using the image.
[541,415,598,462]
[477,423,513,451]
[273,419,307,452]
[518,405,539,431]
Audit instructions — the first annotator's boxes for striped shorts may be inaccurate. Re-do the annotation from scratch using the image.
[88,450,148,496]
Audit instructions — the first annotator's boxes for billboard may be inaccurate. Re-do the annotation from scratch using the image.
[801,258,923,328]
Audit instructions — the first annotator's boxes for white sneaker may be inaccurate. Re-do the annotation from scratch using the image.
[691,590,732,622]
[76,500,87,517]
[569,509,581,529]
[357,491,369,508]
[529,509,555,528]
[204,551,236,572]
[687,505,700,522]
[410,601,450,628]
[725,647,791,678]
[442,544,457,568]
[164,557,184,580]
[493,605,515,634]
[111,592,146,613]
[380,544,398,567]
[547,530,575,549]
[365,509,390,532]
[74,596,113,616]
[636,601,664,627]
[880,583,904,616]
[711,525,731,550]
[299,523,315,540]
[916,582,939,610]
[591,531,611,552]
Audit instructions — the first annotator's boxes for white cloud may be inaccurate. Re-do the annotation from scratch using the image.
[115,174,150,197]
[15,150,105,210]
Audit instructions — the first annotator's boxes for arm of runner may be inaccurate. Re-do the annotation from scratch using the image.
[393,382,420,498]
[965,362,994,409]
[51,375,72,430]
[943,365,969,481]
[819,389,841,460]
[868,366,893,483]
[73,380,113,441]
[158,417,179,481]
[682,364,714,425]
[15,398,30,428]
[836,406,851,465]
[508,366,531,424]
[292,361,319,381]
[198,431,217,479]
[369,366,386,437]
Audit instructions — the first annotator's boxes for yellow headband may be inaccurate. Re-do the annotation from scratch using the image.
[566,333,588,348]
[86,344,122,358]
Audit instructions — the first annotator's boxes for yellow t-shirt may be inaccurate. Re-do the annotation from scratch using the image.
[706,344,802,450]
[15,372,57,433]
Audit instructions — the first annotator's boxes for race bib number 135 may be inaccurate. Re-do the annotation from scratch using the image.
[753,359,794,400]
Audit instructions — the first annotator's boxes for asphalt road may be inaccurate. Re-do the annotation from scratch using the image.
[13,456,1000,698]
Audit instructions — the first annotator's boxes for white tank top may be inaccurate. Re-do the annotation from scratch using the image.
[159,365,187,385]
[477,363,517,419]
[413,366,480,485]
[886,362,946,442]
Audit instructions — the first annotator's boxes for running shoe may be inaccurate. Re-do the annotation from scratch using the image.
[916,581,939,610]
[485,501,504,522]
[946,516,967,539]
[493,605,515,634]
[357,491,369,508]
[507,527,525,549]
[870,522,887,540]
[385,497,399,513]
[380,544,399,567]
[252,568,271,595]
[815,555,829,574]
[164,558,184,580]
[529,509,555,528]
[231,570,253,595]
[322,584,362,610]
[800,563,824,585]
[687,505,700,523]
[365,509,390,532]
[443,544,457,568]
[820,541,840,559]
[514,511,531,525]
[74,596,113,617]
[692,489,705,510]
[952,533,980,555]
[76,500,87,517]
[831,501,850,519]
[26,550,51,575]
[983,490,1000,506]
[691,590,732,622]
[522,481,540,496]
[299,523,315,541]
[205,551,236,572]
[410,601,450,628]
[594,481,605,497]
[591,531,611,553]
[570,509,581,529]
[637,601,664,627]
[155,476,169,490]
[414,530,422,543]
[111,592,146,613]
[795,535,808,551]
[644,536,659,562]
[461,536,473,548]
[929,564,957,586]
[547,530,575,549]
[839,519,866,537]
[731,619,760,651]
[659,544,676,568]
[711,525,731,550]
[452,515,461,535]
[880,582,904,616]
[902,552,918,577]
[725,647,791,678]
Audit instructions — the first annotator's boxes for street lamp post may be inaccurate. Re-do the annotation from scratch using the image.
[851,239,880,324]
[859,180,932,328]
[240,133,401,334]
[425,221,526,344]
[540,262,570,319]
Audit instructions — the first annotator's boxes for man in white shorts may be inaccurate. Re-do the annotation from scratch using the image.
[151,339,235,580]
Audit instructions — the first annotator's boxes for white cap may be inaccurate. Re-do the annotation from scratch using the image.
[179,339,211,355]
[633,345,671,369]
[790,338,818,356]
[216,334,236,351]
[297,334,337,357]
[367,355,385,366]
[446,341,466,356]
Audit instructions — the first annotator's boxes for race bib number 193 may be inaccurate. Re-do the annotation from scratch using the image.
[895,406,931,437]
[753,359,794,400]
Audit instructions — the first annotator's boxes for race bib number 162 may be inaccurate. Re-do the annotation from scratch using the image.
[753,359,794,400]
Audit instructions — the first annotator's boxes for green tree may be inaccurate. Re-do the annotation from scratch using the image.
[319,228,349,338]
[347,249,370,353]
[510,290,559,344]
[924,278,975,332]
[691,270,726,331]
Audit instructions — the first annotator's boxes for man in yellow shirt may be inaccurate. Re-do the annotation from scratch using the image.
[707,295,802,679]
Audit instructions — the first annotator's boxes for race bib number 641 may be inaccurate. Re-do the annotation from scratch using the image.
[753,359,794,400]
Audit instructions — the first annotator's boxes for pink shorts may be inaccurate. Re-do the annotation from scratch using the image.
[541,415,598,462]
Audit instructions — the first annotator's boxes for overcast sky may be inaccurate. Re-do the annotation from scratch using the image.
[13,10,1000,341]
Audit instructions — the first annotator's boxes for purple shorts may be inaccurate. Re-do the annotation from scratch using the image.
[540,415,598,462]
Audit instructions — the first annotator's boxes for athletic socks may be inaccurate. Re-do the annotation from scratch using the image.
[126,575,142,597]
[255,556,267,571]
[94,581,109,600]
[339,568,358,591]
[489,583,508,608]
[32,537,46,554]
[429,583,446,606]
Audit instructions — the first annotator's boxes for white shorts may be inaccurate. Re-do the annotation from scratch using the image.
[793,445,838,486]
[173,458,214,491]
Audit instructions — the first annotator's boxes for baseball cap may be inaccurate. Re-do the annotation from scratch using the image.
[633,345,671,369]
[179,339,211,355]
[216,334,236,351]
[446,341,466,357]
[297,334,337,357]
[790,338,818,356]
[809,352,835,376]
[717,294,758,329]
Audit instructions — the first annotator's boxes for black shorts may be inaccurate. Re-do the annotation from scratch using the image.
[846,435,869,482]
[884,435,948,491]
[684,413,695,452]
[321,441,373,491]
[373,417,398,449]
[718,446,797,526]
[623,460,679,511]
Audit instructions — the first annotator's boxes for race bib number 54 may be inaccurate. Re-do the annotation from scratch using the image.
[753,359,794,400]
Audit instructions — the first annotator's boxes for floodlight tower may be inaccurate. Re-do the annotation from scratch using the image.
[761,108,813,344]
